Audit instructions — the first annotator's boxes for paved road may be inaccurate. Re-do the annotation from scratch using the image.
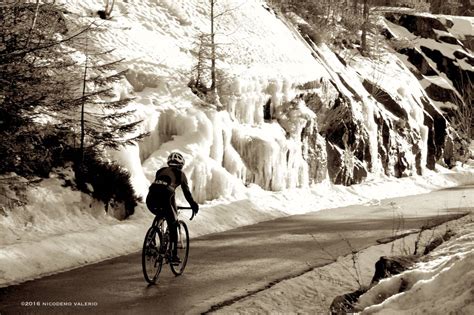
[0,185,473,315]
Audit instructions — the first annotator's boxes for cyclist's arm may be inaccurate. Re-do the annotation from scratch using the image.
[180,171,198,208]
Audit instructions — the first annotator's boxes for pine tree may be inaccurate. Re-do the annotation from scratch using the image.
[76,35,146,160]
[0,2,82,175]
[0,2,145,175]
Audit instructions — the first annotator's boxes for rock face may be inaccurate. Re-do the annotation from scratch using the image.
[329,255,420,314]
[370,255,418,284]
[383,12,473,143]
[420,96,448,168]
[295,11,472,186]
[320,99,370,185]
[330,289,366,314]
[385,13,447,39]
[330,255,418,314]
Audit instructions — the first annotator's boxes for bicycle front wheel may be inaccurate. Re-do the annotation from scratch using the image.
[170,220,190,276]
[142,225,164,284]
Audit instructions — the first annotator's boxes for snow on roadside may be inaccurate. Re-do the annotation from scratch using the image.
[213,210,473,315]
[0,165,473,287]
[358,221,474,314]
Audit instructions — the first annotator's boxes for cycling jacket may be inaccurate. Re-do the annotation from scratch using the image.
[154,166,198,208]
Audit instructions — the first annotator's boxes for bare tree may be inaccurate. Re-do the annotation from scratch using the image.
[361,0,370,55]
[210,0,217,92]
[26,0,41,47]
[189,0,240,108]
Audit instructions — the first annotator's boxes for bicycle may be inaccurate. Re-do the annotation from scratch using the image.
[142,206,194,284]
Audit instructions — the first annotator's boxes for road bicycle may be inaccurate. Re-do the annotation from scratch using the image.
[142,206,194,284]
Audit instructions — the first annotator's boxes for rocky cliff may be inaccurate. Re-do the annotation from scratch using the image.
[57,1,472,201]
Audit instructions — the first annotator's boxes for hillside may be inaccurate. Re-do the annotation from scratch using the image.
[55,0,473,198]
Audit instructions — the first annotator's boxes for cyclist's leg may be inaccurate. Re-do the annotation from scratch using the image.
[152,185,172,235]
[165,192,179,258]
[153,185,178,259]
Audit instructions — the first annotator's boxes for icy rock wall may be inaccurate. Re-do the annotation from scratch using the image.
[95,0,330,202]
[219,75,316,191]
[135,94,315,200]
[135,107,250,203]
[294,31,435,184]
[70,0,463,203]
[133,77,321,199]
[136,72,321,196]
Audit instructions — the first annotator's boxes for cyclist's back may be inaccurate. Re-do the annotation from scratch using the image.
[155,166,188,192]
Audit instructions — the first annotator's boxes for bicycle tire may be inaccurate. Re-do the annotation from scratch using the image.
[142,225,164,284]
[170,220,190,276]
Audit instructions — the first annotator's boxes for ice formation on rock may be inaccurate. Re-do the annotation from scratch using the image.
[55,0,468,203]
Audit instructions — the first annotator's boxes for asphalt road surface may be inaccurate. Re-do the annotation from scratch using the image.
[1,184,473,314]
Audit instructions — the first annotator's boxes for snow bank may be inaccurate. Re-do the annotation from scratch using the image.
[358,223,474,314]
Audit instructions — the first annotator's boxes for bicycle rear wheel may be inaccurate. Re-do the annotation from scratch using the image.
[142,225,164,284]
[170,220,190,276]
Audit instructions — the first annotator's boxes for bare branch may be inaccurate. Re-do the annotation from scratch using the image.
[214,1,246,19]
[2,21,99,59]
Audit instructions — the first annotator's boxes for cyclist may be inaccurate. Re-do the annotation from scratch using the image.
[146,152,199,264]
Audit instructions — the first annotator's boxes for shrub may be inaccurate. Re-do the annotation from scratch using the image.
[74,149,139,219]
[0,125,76,177]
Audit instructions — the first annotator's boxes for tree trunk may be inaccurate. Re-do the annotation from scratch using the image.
[361,0,369,55]
[80,36,89,162]
[106,0,115,17]
[210,0,216,91]
[26,0,41,48]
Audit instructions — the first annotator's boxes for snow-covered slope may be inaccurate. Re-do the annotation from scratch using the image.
[57,0,468,199]
[69,0,332,199]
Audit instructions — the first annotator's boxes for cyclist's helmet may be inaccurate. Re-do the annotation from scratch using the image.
[167,152,185,169]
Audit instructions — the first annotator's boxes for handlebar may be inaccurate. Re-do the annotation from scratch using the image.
[177,206,195,220]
